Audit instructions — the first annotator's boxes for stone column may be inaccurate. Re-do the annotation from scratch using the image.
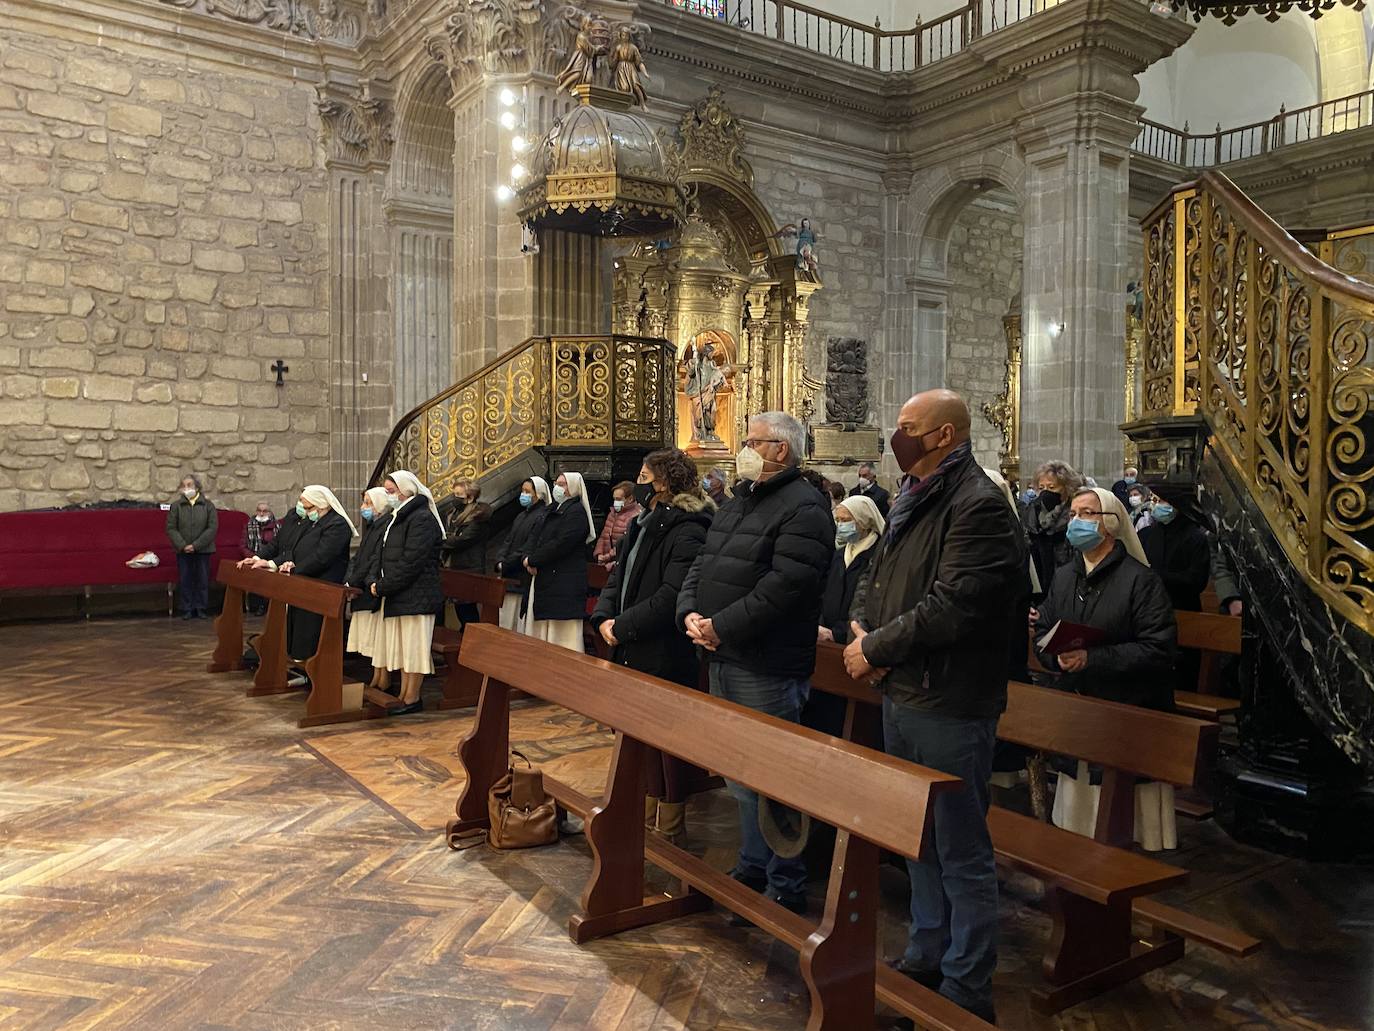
[1017,96,1138,480]
[317,84,394,496]
[877,166,918,436]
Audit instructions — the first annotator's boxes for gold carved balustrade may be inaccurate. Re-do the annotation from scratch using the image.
[1140,171,1374,632]
[370,335,674,497]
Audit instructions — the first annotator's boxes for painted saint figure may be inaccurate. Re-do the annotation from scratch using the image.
[684,341,727,444]
[774,219,819,275]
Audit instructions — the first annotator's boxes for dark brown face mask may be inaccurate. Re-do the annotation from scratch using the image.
[890,426,939,474]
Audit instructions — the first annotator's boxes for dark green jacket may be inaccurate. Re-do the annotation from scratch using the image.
[166,494,218,553]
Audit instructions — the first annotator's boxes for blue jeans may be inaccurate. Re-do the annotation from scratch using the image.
[882,697,999,1013]
[707,663,810,901]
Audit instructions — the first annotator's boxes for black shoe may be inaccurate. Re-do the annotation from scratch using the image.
[724,869,767,926]
[961,999,996,1025]
[764,890,807,916]
[887,957,942,991]
[387,699,423,716]
[181,612,193,620]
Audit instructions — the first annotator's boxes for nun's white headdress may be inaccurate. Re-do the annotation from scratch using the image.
[301,484,358,537]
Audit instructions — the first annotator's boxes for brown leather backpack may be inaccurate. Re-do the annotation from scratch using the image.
[485,750,557,850]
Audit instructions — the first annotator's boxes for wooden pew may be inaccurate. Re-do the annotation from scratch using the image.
[810,643,1258,1012]
[429,569,506,710]
[210,560,377,729]
[447,625,989,1031]
[1174,610,1243,719]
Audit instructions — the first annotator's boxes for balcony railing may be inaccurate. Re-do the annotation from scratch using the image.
[660,0,1060,72]
[1132,88,1374,167]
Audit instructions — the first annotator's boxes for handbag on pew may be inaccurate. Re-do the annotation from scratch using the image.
[454,750,558,851]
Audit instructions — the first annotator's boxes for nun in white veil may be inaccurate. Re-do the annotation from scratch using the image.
[523,471,595,653]
[1034,485,1181,851]
[345,486,393,692]
[497,476,551,632]
[276,484,357,666]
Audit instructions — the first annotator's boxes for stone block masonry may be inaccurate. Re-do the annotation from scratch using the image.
[0,28,332,514]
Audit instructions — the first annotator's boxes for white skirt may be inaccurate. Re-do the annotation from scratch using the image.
[379,608,435,675]
[499,593,524,632]
[526,617,585,653]
[1051,760,1177,851]
[346,608,383,661]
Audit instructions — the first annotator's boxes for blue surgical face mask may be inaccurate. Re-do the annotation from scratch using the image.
[1066,516,1104,552]
[835,521,859,546]
[519,492,533,508]
[701,478,713,493]
[295,502,307,518]
[1153,503,1176,524]
[552,485,567,504]
[360,507,373,522]
[1124,476,1137,485]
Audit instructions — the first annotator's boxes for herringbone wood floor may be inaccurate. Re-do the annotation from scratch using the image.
[0,617,1367,1030]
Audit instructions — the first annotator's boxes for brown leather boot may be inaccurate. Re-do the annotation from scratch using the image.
[655,801,686,844]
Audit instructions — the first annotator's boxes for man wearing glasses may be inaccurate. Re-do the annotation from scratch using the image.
[843,389,1028,1025]
[678,410,834,919]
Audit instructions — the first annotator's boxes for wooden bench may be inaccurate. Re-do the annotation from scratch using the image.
[810,643,1259,1012]
[429,569,506,710]
[447,625,989,1031]
[210,560,378,729]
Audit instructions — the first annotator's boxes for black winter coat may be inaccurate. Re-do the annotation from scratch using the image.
[256,509,305,562]
[499,502,550,596]
[280,509,352,660]
[1033,541,1177,711]
[344,514,391,614]
[591,493,714,685]
[849,481,890,518]
[377,498,442,618]
[442,500,492,573]
[677,465,834,679]
[1138,517,1210,612]
[851,452,1028,720]
[820,544,875,644]
[1023,496,1074,598]
[527,498,593,621]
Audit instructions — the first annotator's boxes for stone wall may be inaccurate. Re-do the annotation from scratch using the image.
[0,26,330,514]
[944,191,1022,468]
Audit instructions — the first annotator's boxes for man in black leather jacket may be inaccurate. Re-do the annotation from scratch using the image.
[845,389,1027,1025]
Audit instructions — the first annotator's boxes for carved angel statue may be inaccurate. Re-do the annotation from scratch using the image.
[555,6,612,93]
[610,25,649,105]
[775,218,818,275]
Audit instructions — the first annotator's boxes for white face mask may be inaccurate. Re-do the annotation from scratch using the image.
[182,487,197,498]
[735,445,765,482]
[612,499,624,512]
[552,484,568,504]
[255,514,270,522]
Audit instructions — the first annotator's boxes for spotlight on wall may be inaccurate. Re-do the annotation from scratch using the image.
[499,110,517,130]
[1047,320,1065,338]
[495,184,514,202]
[499,88,516,107]
[510,163,527,183]
[511,135,528,153]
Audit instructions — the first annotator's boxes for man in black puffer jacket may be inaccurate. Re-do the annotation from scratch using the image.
[845,389,1027,1026]
[677,410,833,916]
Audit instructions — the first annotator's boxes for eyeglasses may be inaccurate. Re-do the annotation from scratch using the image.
[743,438,783,448]
[1075,509,1106,518]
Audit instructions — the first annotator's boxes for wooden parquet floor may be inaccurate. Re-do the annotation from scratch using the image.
[0,617,1369,1031]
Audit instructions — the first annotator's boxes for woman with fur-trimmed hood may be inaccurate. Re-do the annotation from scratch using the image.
[591,447,717,844]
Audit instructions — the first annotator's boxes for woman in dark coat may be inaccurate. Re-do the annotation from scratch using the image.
[345,486,393,693]
[523,471,595,652]
[1138,496,1211,696]
[591,448,714,843]
[1034,487,1179,849]
[374,470,444,715]
[807,493,886,738]
[166,472,218,619]
[1022,459,1083,602]
[276,485,356,664]
[496,476,551,631]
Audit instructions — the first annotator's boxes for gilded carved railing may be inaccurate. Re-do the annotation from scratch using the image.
[370,335,674,497]
[1141,171,1374,632]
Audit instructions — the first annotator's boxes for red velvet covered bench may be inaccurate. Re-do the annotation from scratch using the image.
[0,507,247,619]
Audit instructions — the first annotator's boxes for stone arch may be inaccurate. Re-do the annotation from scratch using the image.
[683,171,784,275]
[908,153,1025,278]
[387,60,457,415]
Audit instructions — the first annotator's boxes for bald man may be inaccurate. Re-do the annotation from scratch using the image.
[845,389,1028,1024]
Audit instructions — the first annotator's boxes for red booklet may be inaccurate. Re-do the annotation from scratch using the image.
[1036,620,1108,656]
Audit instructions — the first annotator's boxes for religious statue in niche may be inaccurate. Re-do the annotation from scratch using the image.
[555,5,651,104]
[775,219,819,275]
[682,340,733,444]
[825,337,869,425]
